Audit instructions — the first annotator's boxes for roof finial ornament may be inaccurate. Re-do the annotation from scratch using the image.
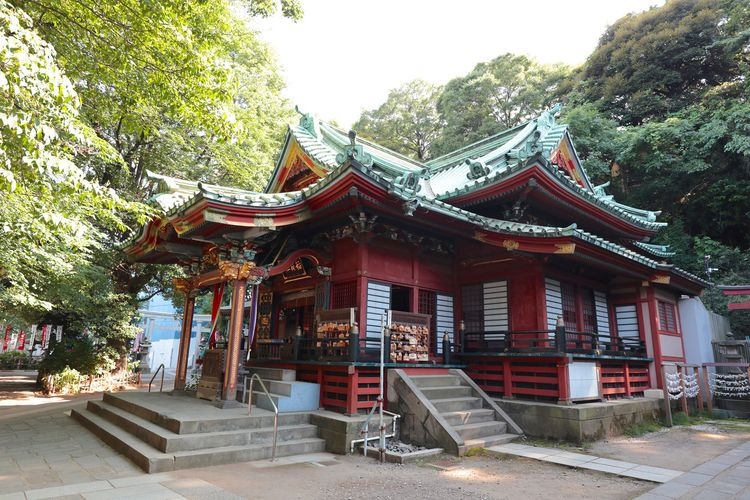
[336,129,374,168]
[537,103,563,135]
[295,104,320,138]
[592,181,613,201]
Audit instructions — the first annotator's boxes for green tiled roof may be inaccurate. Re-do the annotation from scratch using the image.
[633,242,676,258]
[135,160,707,288]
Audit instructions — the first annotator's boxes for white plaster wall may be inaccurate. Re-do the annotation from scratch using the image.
[679,297,716,366]
[659,334,684,358]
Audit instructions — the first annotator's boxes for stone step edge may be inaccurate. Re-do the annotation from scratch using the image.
[89,400,318,452]
[70,407,175,473]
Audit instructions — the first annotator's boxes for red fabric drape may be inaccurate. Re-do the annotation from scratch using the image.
[209,282,226,349]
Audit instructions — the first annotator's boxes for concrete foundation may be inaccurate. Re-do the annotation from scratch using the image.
[309,410,395,455]
[495,398,662,444]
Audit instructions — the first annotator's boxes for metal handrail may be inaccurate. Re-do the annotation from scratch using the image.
[148,363,165,393]
[247,373,279,462]
[353,401,400,455]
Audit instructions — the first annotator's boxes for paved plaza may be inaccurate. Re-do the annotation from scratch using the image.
[1,371,749,499]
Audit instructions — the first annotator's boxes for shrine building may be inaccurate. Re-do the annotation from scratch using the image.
[124,105,707,426]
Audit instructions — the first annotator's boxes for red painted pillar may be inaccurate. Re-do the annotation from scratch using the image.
[222,277,247,402]
[503,359,513,398]
[557,357,571,404]
[174,289,196,390]
[346,365,359,415]
[623,362,632,397]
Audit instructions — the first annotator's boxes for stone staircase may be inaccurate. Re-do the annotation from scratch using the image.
[243,367,320,413]
[71,391,325,473]
[392,369,522,455]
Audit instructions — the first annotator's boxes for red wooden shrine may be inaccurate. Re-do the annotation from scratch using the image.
[125,106,707,412]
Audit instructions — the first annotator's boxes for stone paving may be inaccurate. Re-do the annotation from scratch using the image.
[488,443,684,483]
[488,441,750,499]
[1,370,750,499]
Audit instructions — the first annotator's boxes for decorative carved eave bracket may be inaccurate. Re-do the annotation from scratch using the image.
[173,277,199,297]
[218,260,257,282]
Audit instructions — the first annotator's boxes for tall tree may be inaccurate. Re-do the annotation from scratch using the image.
[581,0,743,125]
[432,54,571,156]
[1,0,298,362]
[353,80,443,161]
[0,1,147,320]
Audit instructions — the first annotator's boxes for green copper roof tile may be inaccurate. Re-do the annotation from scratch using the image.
[633,242,676,258]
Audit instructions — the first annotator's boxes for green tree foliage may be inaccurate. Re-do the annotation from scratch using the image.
[0,1,148,318]
[1,0,297,367]
[15,0,294,194]
[564,0,750,330]
[353,80,443,161]
[432,54,571,156]
[581,0,743,125]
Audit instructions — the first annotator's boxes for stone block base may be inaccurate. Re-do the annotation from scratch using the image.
[495,398,662,444]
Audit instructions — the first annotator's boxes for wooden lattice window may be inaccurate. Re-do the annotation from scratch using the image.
[581,287,597,334]
[418,289,437,352]
[461,284,484,332]
[561,283,578,331]
[657,301,677,333]
[330,280,357,309]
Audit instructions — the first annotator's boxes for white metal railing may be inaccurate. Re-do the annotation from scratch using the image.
[247,373,279,462]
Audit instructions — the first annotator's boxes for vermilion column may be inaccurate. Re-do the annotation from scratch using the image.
[173,278,196,391]
[222,276,247,402]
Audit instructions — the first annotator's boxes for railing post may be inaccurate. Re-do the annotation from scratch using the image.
[383,328,391,363]
[459,320,465,354]
[443,332,451,365]
[349,321,359,362]
[293,326,302,361]
[702,364,713,412]
[661,364,673,427]
[554,317,567,353]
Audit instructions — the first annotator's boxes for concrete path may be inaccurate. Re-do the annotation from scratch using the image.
[636,440,750,499]
[488,443,684,483]
[489,441,750,499]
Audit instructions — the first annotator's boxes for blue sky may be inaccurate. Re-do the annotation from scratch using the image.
[250,0,665,127]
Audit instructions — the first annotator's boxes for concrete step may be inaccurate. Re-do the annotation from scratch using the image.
[172,438,326,470]
[250,381,320,413]
[430,396,482,413]
[243,378,294,399]
[464,433,518,452]
[420,385,473,400]
[71,407,175,473]
[441,409,496,426]
[72,405,325,473]
[409,375,462,388]
[87,400,317,452]
[454,420,507,440]
[100,392,309,434]
[246,367,296,382]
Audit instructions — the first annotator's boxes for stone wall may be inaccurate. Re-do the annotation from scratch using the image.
[496,398,662,444]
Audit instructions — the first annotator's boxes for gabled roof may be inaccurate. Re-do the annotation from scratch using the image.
[264,106,663,235]
[128,158,708,293]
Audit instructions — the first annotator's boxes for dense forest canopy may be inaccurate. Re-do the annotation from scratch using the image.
[354,0,750,331]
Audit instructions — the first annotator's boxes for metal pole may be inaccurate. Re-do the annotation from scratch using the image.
[379,311,386,463]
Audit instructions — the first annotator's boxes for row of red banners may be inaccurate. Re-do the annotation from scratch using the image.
[2,324,62,354]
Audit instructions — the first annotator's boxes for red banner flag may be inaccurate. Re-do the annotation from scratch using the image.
[17,330,26,350]
[2,325,10,351]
